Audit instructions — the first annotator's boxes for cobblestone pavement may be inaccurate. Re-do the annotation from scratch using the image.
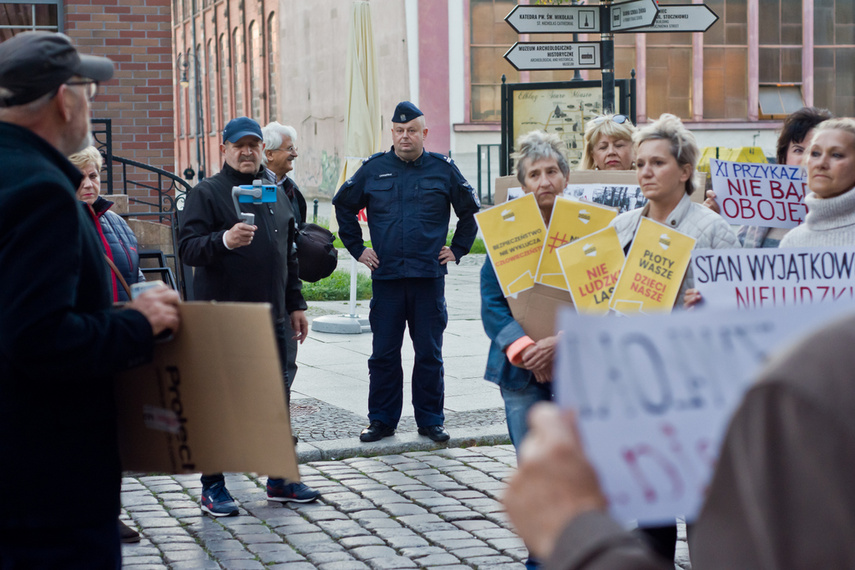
[121,446,530,569]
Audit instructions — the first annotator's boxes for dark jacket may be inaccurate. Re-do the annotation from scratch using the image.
[333,148,480,280]
[178,162,306,320]
[0,122,153,529]
[90,196,143,302]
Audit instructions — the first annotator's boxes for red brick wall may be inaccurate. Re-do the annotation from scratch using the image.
[65,0,176,211]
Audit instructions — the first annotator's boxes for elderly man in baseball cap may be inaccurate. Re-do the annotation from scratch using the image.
[0,32,182,567]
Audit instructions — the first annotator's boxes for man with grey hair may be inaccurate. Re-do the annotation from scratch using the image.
[262,121,307,393]
[0,31,181,566]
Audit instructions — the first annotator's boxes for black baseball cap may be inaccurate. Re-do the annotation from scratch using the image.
[392,101,423,123]
[0,31,114,108]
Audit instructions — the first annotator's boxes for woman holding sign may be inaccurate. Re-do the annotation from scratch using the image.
[481,130,570,569]
[780,118,855,246]
[481,130,568,448]
[580,114,637,171]
[609,114,739,561]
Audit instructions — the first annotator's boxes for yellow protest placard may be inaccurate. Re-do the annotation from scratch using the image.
[475,193,546,296]
[610,218,696,313]
[536,198,618,290]
[557,226,625,315]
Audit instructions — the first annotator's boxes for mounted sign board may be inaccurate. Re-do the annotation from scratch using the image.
[610,0,659,32]
[622,4,719,33]
[504,41,602,71]
[505,4,601,34]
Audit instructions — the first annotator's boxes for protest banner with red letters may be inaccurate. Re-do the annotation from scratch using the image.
[691,246,855,308]
[554,302,855,525]
[710,158,807,229]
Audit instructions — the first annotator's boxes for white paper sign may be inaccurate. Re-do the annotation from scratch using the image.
[564,183,645,214]
[710,159,808,228]
[554,303,855,526]
[691,246,855,309]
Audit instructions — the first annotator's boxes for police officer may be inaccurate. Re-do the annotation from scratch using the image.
[334,101,480,443]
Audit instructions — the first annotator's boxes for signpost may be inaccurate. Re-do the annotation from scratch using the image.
[505,5,601,34]
[504,42,603,72]
[503,0,719,112]
[625,4,719,33]
[608,0,659,32]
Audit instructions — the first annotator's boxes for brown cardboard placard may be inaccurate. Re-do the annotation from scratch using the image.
[116,302,298,479]
[506,283,574,341]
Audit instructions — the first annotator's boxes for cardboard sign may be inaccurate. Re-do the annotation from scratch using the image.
[710,159,808,229]
[493,175,523,205]
[610,218,696,314]
[558,226,625,314]
[116,302,299,480]
[691,246,855,309]
[507,283,574,341]
[536,198,618,290]
[476,193,546,296]
[554,302,855,525]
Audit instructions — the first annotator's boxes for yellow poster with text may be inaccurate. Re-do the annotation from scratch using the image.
[537,198,617,290]
[557,226,625,315]
[610,218,696,313]
[475,193,547,296]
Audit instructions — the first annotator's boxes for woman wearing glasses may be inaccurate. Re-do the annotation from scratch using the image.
[70,146,144,303]
[580,113,637,171]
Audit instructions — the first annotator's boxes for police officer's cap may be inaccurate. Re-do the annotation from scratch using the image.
[392,101,423,124]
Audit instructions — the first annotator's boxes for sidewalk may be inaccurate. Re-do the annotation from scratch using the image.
[291,252,510,462]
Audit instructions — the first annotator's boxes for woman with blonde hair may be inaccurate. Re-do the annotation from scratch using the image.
[70,146,144,302]
[580,113,637,171]
[780,117,855,247]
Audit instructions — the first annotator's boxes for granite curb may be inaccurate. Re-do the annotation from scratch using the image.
[296,423,511,463]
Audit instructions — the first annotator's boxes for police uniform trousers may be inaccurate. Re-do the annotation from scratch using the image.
[368,277,448,428]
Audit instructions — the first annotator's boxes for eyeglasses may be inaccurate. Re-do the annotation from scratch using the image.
[65,80,99,102]
[592,114,628,125]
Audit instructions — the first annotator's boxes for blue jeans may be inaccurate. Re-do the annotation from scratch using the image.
[274,319,294,405]
[368,278,448,428]
[501,380,552,451]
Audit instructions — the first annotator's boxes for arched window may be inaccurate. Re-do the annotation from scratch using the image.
[219,33,230,126]
[207,39,217,133]
[233,27,244,116]
[267,12,278,121]
[248,20,263,122]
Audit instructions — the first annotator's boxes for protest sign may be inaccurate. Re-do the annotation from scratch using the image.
[116,302,299,479]
[710,158,807,228]
[493,175,523,204]
[476,193,546,296]
[691,246,855,309]
[554,302,855,525]
[557,226,625,314]
[610,218,696,314]
[536,198,618,290]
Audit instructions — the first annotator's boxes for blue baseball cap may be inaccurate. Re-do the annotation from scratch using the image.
[223,117,263,143]
[392,101,423,123]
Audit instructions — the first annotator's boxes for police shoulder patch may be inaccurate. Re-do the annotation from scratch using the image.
[363,151,385,164]
[427,151,454,165]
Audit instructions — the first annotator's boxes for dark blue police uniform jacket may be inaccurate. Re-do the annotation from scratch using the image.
[333,148,480,279]
[333,148,480,427]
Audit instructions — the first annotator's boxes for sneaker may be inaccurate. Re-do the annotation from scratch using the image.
[200,481,239,517]
[267,479,321,503]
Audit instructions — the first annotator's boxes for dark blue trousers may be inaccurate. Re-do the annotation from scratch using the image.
[368,278,448,428]
[0,521,120,569]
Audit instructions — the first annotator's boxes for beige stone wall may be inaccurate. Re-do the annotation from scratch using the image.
[275,0,410,199]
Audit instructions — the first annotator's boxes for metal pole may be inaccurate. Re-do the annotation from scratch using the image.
[313,198,319,223]
[600,0,615,113]
[572,0,582,81]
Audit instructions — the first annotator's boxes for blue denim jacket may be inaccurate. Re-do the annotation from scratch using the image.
[480,259,537,391]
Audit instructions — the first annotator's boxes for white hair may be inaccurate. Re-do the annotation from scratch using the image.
[262,121,298,151]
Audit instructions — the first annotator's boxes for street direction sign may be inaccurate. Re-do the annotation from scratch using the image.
[609,0,659,32]
[622,4,719,33]
[505,5,601,34]
[504,42,602,71]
